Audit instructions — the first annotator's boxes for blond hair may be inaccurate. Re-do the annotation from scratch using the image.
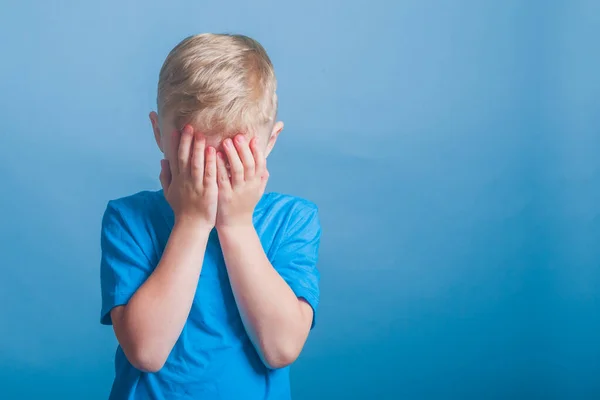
[157,33,278,136]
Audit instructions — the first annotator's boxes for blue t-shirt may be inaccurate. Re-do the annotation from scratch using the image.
[100,190,321,400]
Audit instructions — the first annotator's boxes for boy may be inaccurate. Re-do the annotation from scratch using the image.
[100,33,321,399]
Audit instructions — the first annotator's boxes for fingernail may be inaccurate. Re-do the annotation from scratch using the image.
[216,151,223,159]
[236,135,245,143]
[225,139,232,147]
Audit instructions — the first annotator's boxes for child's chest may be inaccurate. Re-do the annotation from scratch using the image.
[150,225,280,332]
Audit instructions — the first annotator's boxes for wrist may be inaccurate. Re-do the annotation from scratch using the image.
[216,222,255,238]
[173,215,214,236]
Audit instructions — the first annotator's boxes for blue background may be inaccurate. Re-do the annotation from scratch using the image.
[1,1,599,399]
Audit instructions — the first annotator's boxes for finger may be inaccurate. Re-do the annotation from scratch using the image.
[204,146,217,188]
[169,130,181,175]
[234,134,255,178]
[159,159,172,191]
[216,151,232,191]
[178,125,194,175]
[251,137,266,176]
[260,169,270,192]
[223,138,244,186]
[191,132,206,183]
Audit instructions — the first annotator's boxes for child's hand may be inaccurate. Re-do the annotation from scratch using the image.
[160,125,218,229]
[215,134,268,229]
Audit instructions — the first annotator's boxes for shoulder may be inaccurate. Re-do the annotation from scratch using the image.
[106,190,164,216]
[101,190,167,262]
[258,192,321,237]
[102,190,167,233]
[260,191,318,217]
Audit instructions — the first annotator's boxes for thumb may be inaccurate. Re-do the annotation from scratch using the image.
[159,159,172,191]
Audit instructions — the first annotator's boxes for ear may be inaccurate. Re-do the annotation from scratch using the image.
[264,121,284,158]
[149,111,163,153]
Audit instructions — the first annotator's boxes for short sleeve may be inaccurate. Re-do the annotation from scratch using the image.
[271,203,322,328]
[100,201,153,325]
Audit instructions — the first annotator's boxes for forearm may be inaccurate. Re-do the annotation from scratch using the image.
[114,219,210,371]
[218,225,311,369]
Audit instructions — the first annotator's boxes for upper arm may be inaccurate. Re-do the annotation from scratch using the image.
[110,306,126,339]
[100,201,153,325]
[298,299,315,334]
[272,203,322,329]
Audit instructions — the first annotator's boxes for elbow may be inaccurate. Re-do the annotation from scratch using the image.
[131,356,166,374]
[112,309,170,373]
[261,341,302,370]
[125,344,168,373]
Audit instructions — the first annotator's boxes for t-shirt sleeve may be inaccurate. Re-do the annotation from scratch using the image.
[271,203,322,328]
[100,201,153,325]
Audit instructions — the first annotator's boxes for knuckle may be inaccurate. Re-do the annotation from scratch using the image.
[206,186,218,198]
[221,191,232,202]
